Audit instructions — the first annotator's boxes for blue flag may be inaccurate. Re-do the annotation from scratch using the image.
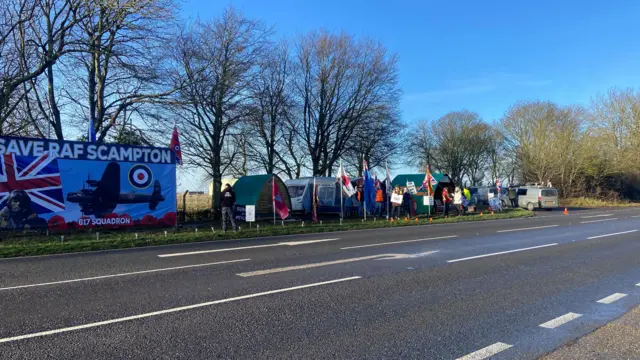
[362,160,376,213]
[88,118,96,142]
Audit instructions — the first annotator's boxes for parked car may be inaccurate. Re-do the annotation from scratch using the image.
[515,185,559,211]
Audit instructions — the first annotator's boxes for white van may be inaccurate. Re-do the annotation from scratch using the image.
[516,185,559,211]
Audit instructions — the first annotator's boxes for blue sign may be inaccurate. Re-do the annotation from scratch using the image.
[0,136,177,230]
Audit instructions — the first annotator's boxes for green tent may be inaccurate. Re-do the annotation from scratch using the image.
[233,174,291,218]
[391,173,452,214]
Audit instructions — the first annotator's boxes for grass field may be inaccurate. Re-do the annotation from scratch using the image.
[0,208,531,258]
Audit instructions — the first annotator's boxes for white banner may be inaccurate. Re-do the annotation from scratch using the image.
[406,181,417,194]
[245,205,255,222]
[391,193,403,205]
[423,196,434,206]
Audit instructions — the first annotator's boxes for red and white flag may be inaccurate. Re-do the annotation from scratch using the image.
[337,161,355,197]
[170,125,182,165]
[272,177,289,220]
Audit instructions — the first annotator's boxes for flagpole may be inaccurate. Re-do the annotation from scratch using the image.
[272,176,276,225]
[340,160,344,220]
[386,160,389,220]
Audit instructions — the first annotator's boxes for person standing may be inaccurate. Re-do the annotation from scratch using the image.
[442,186,451,217]
[375,187,384,217]
[402,189,412,219]
[391,186,402,219]
[453,187,463,216]
[356,186,364,217]
[508,186,517,208]
[220,184,237,232]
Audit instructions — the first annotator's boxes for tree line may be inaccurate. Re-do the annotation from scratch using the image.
[2,1,638,215]
[1,1,403,214]
[409,88,640,200]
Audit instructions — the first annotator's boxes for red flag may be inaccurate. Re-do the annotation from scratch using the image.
[337,161,355,196]
[170,126,182,165]
[421,162,436,195]
[272,177,289,220]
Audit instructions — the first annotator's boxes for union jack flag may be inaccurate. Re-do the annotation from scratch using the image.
[0,153,65,214]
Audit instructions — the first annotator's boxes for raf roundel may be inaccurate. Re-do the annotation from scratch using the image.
[128,164,153,189]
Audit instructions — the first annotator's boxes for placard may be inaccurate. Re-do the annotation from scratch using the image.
[406,181,417,194]
[423,196,434,206]
[391,193,403,205]
[245,205,255,222]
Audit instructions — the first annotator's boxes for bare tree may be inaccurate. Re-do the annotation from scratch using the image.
[294,31,401,176]
[63,0,177,142]
[407,119,436,172]
[0,0,86,134]
[425,110,490,185]
[343,108,404,175]
[172,8,270,215]
[245,41,292,174]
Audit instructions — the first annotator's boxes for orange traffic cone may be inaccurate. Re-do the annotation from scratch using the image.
[415,218,419,222]
[404,217,408,221]
[491,211,494,215]
[390,218,394,222]
[480,212,483,216]
[429,217,433,222]
[564,207,568,215]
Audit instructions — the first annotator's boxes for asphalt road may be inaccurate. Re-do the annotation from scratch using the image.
[1,207,639,359]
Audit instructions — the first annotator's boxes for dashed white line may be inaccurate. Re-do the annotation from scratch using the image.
[496,225,559,233]
[0,276,361,344]
[580,218,618,224]
[340,235,457,250]
[597,293,628,304]
[447,243,558,263]
[539,312,582,329]
[631,215,640,218]
[0,258,251,291]
[456,342,513,360]
[581,214,615,219]
[636,283,640,287]
[236,252,437,277]
[587,230,637,239]
[158,238,340,257]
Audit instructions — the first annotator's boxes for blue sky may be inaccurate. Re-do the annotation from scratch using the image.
[177,0,640,190]
[182,0,640,123]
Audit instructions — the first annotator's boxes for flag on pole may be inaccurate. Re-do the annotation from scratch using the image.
[87,119,96,143]
[362,159,376,213]
[272,178,289,220]
[170,125,183,165]
[421,162,437,194]
[337,162,355,197]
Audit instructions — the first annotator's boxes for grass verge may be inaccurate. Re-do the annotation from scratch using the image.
[0,209,532,258]
[560,197,640,208]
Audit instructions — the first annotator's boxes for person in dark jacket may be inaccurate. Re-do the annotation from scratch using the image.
[402,189,412,219]
[220,184,237,232]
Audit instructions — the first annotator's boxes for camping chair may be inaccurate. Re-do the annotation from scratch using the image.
[434,199,444,213]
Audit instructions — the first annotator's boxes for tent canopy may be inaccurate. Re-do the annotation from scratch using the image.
[233,174,291,216]
[391,173,450,189]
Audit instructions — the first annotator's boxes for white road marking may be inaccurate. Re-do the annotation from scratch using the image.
[447,243,558,263]
[496,225,559,233]
[340,235,457,250]
[0,259,251,291]
[587,230,637,239]
[539,312,582,329]
[580,218,618,224]
[0,276,361,344]
[597,293,628,304]
[636,283,640,287]
[237,251,437,277]
[581,214,615,219]
[158,238,340,258]
[456,342,513,360]
[631,215,640,218]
